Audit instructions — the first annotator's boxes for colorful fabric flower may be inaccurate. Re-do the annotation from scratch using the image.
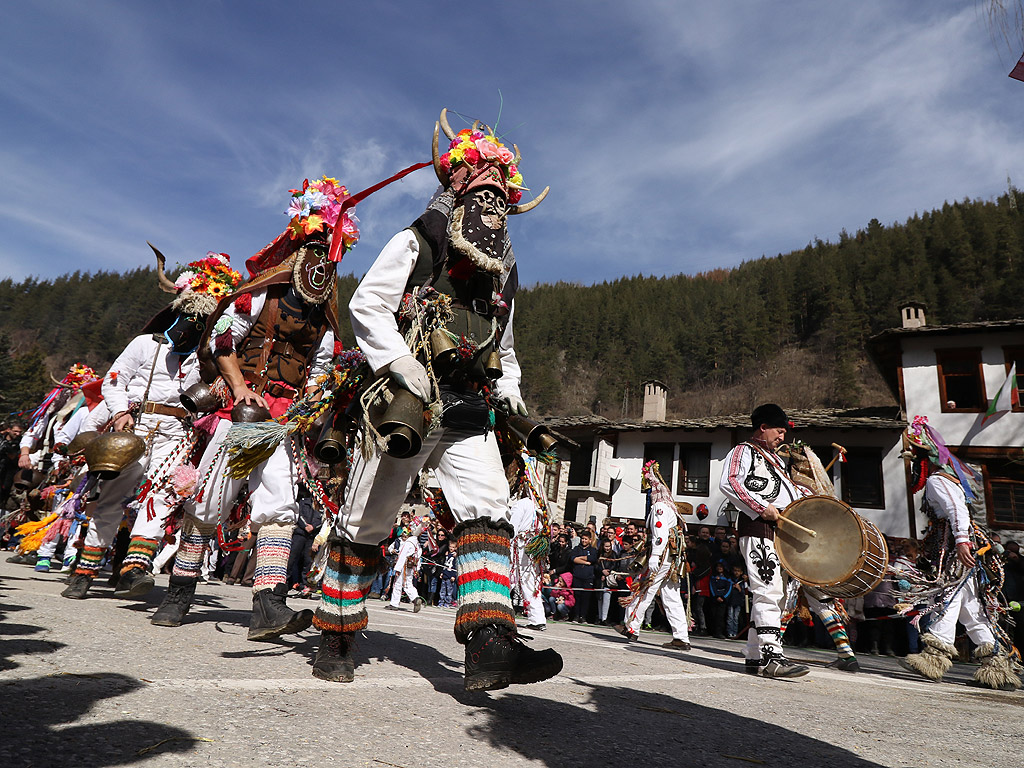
[439,127,526,197]
[283,175,360,246]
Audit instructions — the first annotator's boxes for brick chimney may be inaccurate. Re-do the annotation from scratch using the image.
[899,301,927,329]
[641,380,667,421]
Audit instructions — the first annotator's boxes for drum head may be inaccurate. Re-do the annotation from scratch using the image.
[776,496,862,586]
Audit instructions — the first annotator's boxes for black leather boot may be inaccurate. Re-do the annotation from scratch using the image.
[151,575,198,627]
[247,583,313,641]
[61,573,93,599]
[464,624,563,691]
[113,567,156,599]
[311,630,356,682]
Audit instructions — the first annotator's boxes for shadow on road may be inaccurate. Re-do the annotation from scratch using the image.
[0,672,199,765]
[465,681,885,768]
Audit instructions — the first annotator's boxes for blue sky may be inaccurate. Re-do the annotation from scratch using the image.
[2,1,1023,286]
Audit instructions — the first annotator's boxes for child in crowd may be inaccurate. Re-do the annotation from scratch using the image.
[545,572,574,621]
[727,564,748,638]
[709,561,733,638]
[438,543,457,608]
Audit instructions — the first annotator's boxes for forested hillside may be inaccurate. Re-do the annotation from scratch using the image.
[3,192,1024,418]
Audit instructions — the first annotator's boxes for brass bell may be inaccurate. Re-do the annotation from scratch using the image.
[429,328,458,374]
[375,387,425,459]
[181,382,222,414]
[484,348,503,380]
[231,401,272,423]
[84,432,147,479]
[13,468,45,491]
[66,430,99,457]
[314,412,348,464]
[505,413,558,454]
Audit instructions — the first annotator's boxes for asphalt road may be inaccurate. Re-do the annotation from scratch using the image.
[1,559,1021,768]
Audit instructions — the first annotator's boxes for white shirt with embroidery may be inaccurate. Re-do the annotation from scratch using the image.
[102,334,200,415]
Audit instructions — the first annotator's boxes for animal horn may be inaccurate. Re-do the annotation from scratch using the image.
[432,123,447,185]
[50,373,73,389]
[148,242,178,294]
[439,108,457,140]
[508,185,550,215]
[512,143,521,166]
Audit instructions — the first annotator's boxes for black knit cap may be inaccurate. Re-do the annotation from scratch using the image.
[751,403,790,430]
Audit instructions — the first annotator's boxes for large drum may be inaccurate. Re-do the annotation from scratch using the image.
[776,495,888,599]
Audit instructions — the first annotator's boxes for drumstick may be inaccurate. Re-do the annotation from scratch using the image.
[777,516,817,538]
[823,443,847,473]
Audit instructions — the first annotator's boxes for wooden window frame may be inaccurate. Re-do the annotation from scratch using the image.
[675,442,712,497]
[840,448,886,510]
[1003,345,1024,413]
[935,347,985,413]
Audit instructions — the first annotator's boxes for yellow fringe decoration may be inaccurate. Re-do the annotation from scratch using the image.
[15,513,59,553]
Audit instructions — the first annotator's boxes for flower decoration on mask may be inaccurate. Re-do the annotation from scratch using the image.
[439,130,524,205]
[171,253,244,316]
[63,363,98,387]
[285,176,361,248]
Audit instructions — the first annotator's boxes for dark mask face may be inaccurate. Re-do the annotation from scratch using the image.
[449,186,508,273]
[292,241,336,305]
[164,313,205,354]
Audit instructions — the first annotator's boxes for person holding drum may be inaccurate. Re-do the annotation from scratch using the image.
[898,416,1021,691]
[720,403,811,679]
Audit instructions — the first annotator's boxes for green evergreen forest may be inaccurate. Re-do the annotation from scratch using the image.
[3,192,1024,420]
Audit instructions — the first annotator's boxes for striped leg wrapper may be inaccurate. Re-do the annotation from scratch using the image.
[75,545,106,576]
[252,522,292,594]
[312,540,382,634]
[819,604,855,658]
[172,518,216,579]
[120,537,160,574]
[453,517,516,645]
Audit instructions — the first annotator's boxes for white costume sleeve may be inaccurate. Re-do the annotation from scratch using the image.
[54,406,90,445]
[81,401,111,432]
[348,230,419,374]
[210,291,265,354]
[925,475,972,545]
[102,335,151,416]
[719,444,766,520]
[20,416,47,450]
[493,300,523,401]
[309,329,335,382]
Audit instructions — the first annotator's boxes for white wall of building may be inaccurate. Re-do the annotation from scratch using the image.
[901,331,1024,447]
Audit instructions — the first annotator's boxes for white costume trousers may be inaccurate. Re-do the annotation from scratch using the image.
[338,427,509,545]
[514,538,546,626]
[928,573,996,647]
[188,418,300,528]
[84,414,186,550]
[740,535,785,658]
[390,558,419,607]
[625,559,691,641]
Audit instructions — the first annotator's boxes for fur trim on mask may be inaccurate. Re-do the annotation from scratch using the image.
[448,205,504,275]
[172,291,219,317]
[900,633,956,681]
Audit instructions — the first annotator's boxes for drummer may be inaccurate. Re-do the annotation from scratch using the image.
[719,403,811,679]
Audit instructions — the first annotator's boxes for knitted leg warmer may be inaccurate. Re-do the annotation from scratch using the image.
[973,643,1023,691]
[75,545,105,577]
[120,536,160,574]
[453,517,516,645]
[819,604,855,658]
[252,523,292,594]
[171,518,216,579]
[312,540,382,634]
[900,632,955,681]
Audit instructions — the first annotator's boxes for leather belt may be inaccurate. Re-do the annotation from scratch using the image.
[242,373,297,400]
[143,402,188,419]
